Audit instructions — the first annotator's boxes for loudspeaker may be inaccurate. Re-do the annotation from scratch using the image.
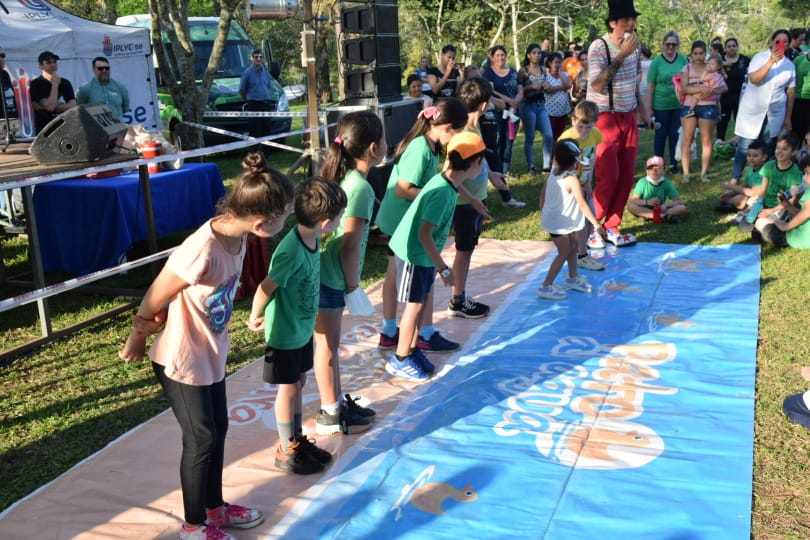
[325,97,419,156]
[340,4,398,34]
[342,35,400,65]
[344,64,401,100]
[30,104,127,165]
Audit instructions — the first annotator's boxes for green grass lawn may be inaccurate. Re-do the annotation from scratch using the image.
[1,124,809,537]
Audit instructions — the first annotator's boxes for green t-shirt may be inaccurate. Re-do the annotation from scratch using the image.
[320,170,374,291]
[632,177,680,204]
[647,53,688,111]
[787,190,810,249]
[375,135,439,235]
[457,125,489,205]
[794,54,810,100]
[264,227,320,350]
[760,160,803,208]
[389,173,458,267]
[743,165,764,188]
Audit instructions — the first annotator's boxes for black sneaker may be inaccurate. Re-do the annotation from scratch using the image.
[344,393,376,418]
[447,297,489,319]
[274,441,325,474]
[315,404,373,435]
[294,433,332,464]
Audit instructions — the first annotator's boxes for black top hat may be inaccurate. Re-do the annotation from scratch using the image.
[606,0,641,20]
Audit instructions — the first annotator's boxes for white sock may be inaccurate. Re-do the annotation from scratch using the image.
[323,401,340,415]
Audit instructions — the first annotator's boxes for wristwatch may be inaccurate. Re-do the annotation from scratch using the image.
[439,267,451,278]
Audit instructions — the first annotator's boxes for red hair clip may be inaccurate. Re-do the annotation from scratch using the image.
[334,136,344,145]
[418,106,441,120]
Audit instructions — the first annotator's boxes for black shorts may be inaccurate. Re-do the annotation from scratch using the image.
[453,203,485,252]
[262,337,314,384]
[395,258,435,303]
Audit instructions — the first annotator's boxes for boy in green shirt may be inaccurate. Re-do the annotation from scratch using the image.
[718,140,768,221]
[386,132,486,382]
[627,156,688,222]
[248,178,346,475]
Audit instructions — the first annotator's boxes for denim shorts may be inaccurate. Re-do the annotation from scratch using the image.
[681,104,718,121]
[319,283,345,312]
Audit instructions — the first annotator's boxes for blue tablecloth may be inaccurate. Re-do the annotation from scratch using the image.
[34,163,226,275]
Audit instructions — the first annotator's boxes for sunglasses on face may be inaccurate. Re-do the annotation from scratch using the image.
[95,66,110,71]
[253,55,263,59]
[664,43,678,47]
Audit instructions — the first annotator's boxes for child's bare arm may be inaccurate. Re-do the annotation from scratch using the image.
[119,267,188,362]
[248,276,279,332]
[566,175,603,233]
[418,221,453,286]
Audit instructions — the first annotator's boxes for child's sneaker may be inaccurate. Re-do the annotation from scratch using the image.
[180,524,234,540]
[294,433,333,464]
[315,404,372,435]
[343,393,376,418]
[206,503,264,530]
[378,328,399,350]
[274,440,325,474]
[447,297,489,319]
[537,284,567,300]
[564,276,593,293]
[385,353,430,381]
[606,229,636,247]
[417,331,460,353]
[587,232,606,249]
[412,347,435,374]
[577,254,605,271]
[502,198,527,208]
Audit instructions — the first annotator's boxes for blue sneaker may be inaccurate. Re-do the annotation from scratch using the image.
[385,354,430,382]
[412,348,435,374]
[417,331,460,354]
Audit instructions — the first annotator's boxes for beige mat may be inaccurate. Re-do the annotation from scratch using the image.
[0,239,553,540]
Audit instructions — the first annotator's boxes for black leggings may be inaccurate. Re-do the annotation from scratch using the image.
[153,362,228,526]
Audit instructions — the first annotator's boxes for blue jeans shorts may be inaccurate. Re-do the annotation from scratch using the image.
[319,283,345,313]
[682,104,718,121]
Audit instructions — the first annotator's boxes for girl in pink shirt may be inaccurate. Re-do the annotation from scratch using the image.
[119,153,294,540]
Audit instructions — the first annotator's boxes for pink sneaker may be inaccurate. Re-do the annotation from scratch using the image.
[206,503,264,529]
[179,524,234,540]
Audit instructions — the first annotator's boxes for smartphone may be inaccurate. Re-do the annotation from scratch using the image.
[775,40,787,54]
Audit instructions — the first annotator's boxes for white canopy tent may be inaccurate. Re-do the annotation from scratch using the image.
[0,0,160,137]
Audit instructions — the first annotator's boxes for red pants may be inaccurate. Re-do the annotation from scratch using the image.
[593,111,639,231]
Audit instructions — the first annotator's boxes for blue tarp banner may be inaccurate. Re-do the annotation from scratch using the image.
[272,243,760,539]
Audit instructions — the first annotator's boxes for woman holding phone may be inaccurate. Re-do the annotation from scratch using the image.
[730,29,797,183]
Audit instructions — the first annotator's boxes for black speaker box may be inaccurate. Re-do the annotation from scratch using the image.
[340,4,398,34]
[30,104,128,165]
[344,64,401,100]
[342,35,400,65]
[325,97,419,157]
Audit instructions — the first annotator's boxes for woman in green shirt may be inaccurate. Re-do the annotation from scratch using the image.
[646,31,688,174]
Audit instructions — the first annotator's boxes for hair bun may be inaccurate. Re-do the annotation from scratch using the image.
[242,151,268,173]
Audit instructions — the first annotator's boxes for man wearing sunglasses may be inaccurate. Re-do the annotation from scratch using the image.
[239,49,275,149]
[77,57,130,121]
[29,50,76,133]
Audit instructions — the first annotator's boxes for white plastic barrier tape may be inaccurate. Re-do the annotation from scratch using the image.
[0,248,175,312]
[202,111,308,118]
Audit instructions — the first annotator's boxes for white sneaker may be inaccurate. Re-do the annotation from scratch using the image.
[564,276,593,293]
[537,284,567,300]
[587,232,606,249]
[577,254,605,271]
[502,198,526,208]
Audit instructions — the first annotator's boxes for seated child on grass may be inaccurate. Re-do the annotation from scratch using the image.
[750,133,803,236]
[760,154,810,248]
[627,156,688,223]
[718,140,767,217]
